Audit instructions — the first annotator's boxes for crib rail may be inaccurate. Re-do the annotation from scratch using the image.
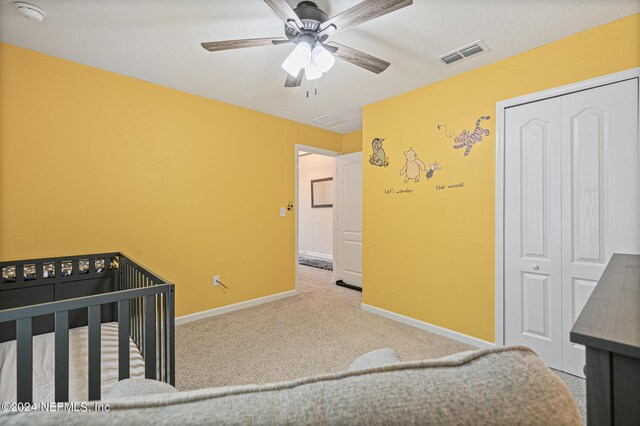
[118,254,175,389]
[0,253,175,403]
[0,252,120,285]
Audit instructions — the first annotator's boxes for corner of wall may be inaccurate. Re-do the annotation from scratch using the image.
[342,130,363,154]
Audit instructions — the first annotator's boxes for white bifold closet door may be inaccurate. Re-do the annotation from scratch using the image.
[505,78,639,376]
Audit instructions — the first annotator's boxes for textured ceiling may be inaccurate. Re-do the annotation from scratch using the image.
[1,0,638,133]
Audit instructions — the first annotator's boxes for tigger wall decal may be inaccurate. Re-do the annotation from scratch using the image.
[438,116,491,157]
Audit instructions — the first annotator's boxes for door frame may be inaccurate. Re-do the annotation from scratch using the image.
[494,67,640,346]
[294,144,341,292]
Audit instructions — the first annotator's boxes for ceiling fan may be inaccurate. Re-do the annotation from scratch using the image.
[201,0,413,88]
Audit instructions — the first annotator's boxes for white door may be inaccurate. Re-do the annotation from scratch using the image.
[560,80,639,376]
[335,152,363,288]
[505,97,564,369]
[505,78,639,376]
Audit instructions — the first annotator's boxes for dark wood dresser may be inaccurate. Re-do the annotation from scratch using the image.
[570,254,640,426]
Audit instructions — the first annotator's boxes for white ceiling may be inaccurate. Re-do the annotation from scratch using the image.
[1,0,638,133]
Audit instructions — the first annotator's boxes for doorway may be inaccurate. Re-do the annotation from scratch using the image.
[295,145,339,293]
[495,69,640,377]
[294,146,363,293]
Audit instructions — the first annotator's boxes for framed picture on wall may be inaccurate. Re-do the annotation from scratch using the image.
[311,177,333,208]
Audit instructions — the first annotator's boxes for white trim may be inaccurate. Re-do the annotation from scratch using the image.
[495,88,506,347]
[333,157,339,283]
[298,250,333,261]
[361,303,495,349]
[494,67,640,348]
[176,290,298,325]
[496,68,640,112]
[295,144,340,290]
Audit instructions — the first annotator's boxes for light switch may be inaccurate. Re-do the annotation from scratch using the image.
[280,207,286,217]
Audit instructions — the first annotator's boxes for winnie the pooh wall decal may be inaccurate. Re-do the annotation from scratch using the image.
[369,138,389,167]
[438,116,491,156]
[400,147,426,183]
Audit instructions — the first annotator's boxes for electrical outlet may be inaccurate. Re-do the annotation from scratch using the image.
[280,207,286,217]
[213,275,220,286]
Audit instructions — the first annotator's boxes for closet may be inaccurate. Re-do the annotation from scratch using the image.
[503,78,639,376]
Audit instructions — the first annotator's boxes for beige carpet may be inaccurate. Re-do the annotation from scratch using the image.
[175,265,585,424]
[175,266,471,390]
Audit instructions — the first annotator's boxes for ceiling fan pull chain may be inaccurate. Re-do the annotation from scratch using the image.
[306,78,310,98]
[315,80,318,96]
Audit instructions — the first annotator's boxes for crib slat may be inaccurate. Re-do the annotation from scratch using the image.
[36,263,44,280]
[133,266,139,352]
[167,287,175,386]
[157,290,162,381]
[164,289,169,382]
[118,300,130,381]
[55,311,69,402]
[55,261,62,281]
[144,295,156,379]
[88,305,101,401]
[16,318,32,403]
[129,264,135,347]
[113,257,120,290]
[138,271,143,357]
[15,264,24,283]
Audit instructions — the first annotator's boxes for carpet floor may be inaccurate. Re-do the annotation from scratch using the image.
[175,265,586,424]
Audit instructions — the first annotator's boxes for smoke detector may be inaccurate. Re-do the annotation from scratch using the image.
[14,2,46,22]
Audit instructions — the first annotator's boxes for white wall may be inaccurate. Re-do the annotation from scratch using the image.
[298,154,335,260]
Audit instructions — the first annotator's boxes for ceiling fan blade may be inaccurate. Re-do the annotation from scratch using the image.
[264,0,303,28]
[271,39,293,45]
[284,69,304,87]
[201,37,287,52]
[327,42,390,74]
[320,0,412,34]
[319,42,338,53]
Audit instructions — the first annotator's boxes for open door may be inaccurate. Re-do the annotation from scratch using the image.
[334,152,363,289]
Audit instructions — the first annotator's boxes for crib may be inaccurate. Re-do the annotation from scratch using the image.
[0,253,175,403]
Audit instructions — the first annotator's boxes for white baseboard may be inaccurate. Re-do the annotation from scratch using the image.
[361,303,495,349]
[298,250,333,261]
[176,290,298,326]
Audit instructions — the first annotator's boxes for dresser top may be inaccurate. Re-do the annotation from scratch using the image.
[570,254,640,359]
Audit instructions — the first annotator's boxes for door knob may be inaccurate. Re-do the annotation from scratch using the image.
[532,264,540,270]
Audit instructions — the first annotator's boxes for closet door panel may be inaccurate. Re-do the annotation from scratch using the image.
[504,98,563,369]
[561,78,639,377]
[571,108,604,263]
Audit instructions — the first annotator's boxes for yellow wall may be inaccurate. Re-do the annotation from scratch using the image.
[342,130,362,154]
[0,42,342,317]
[362,14,640,342]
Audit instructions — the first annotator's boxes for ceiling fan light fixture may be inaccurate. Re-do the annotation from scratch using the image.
[281,41,312,77]
[304,61,322,81]
[312,45,335,73]
[200,0,412,88]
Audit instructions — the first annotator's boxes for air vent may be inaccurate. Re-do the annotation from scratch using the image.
[312,115,347,127]
[441,52,463,65]
[437,40,490,66]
